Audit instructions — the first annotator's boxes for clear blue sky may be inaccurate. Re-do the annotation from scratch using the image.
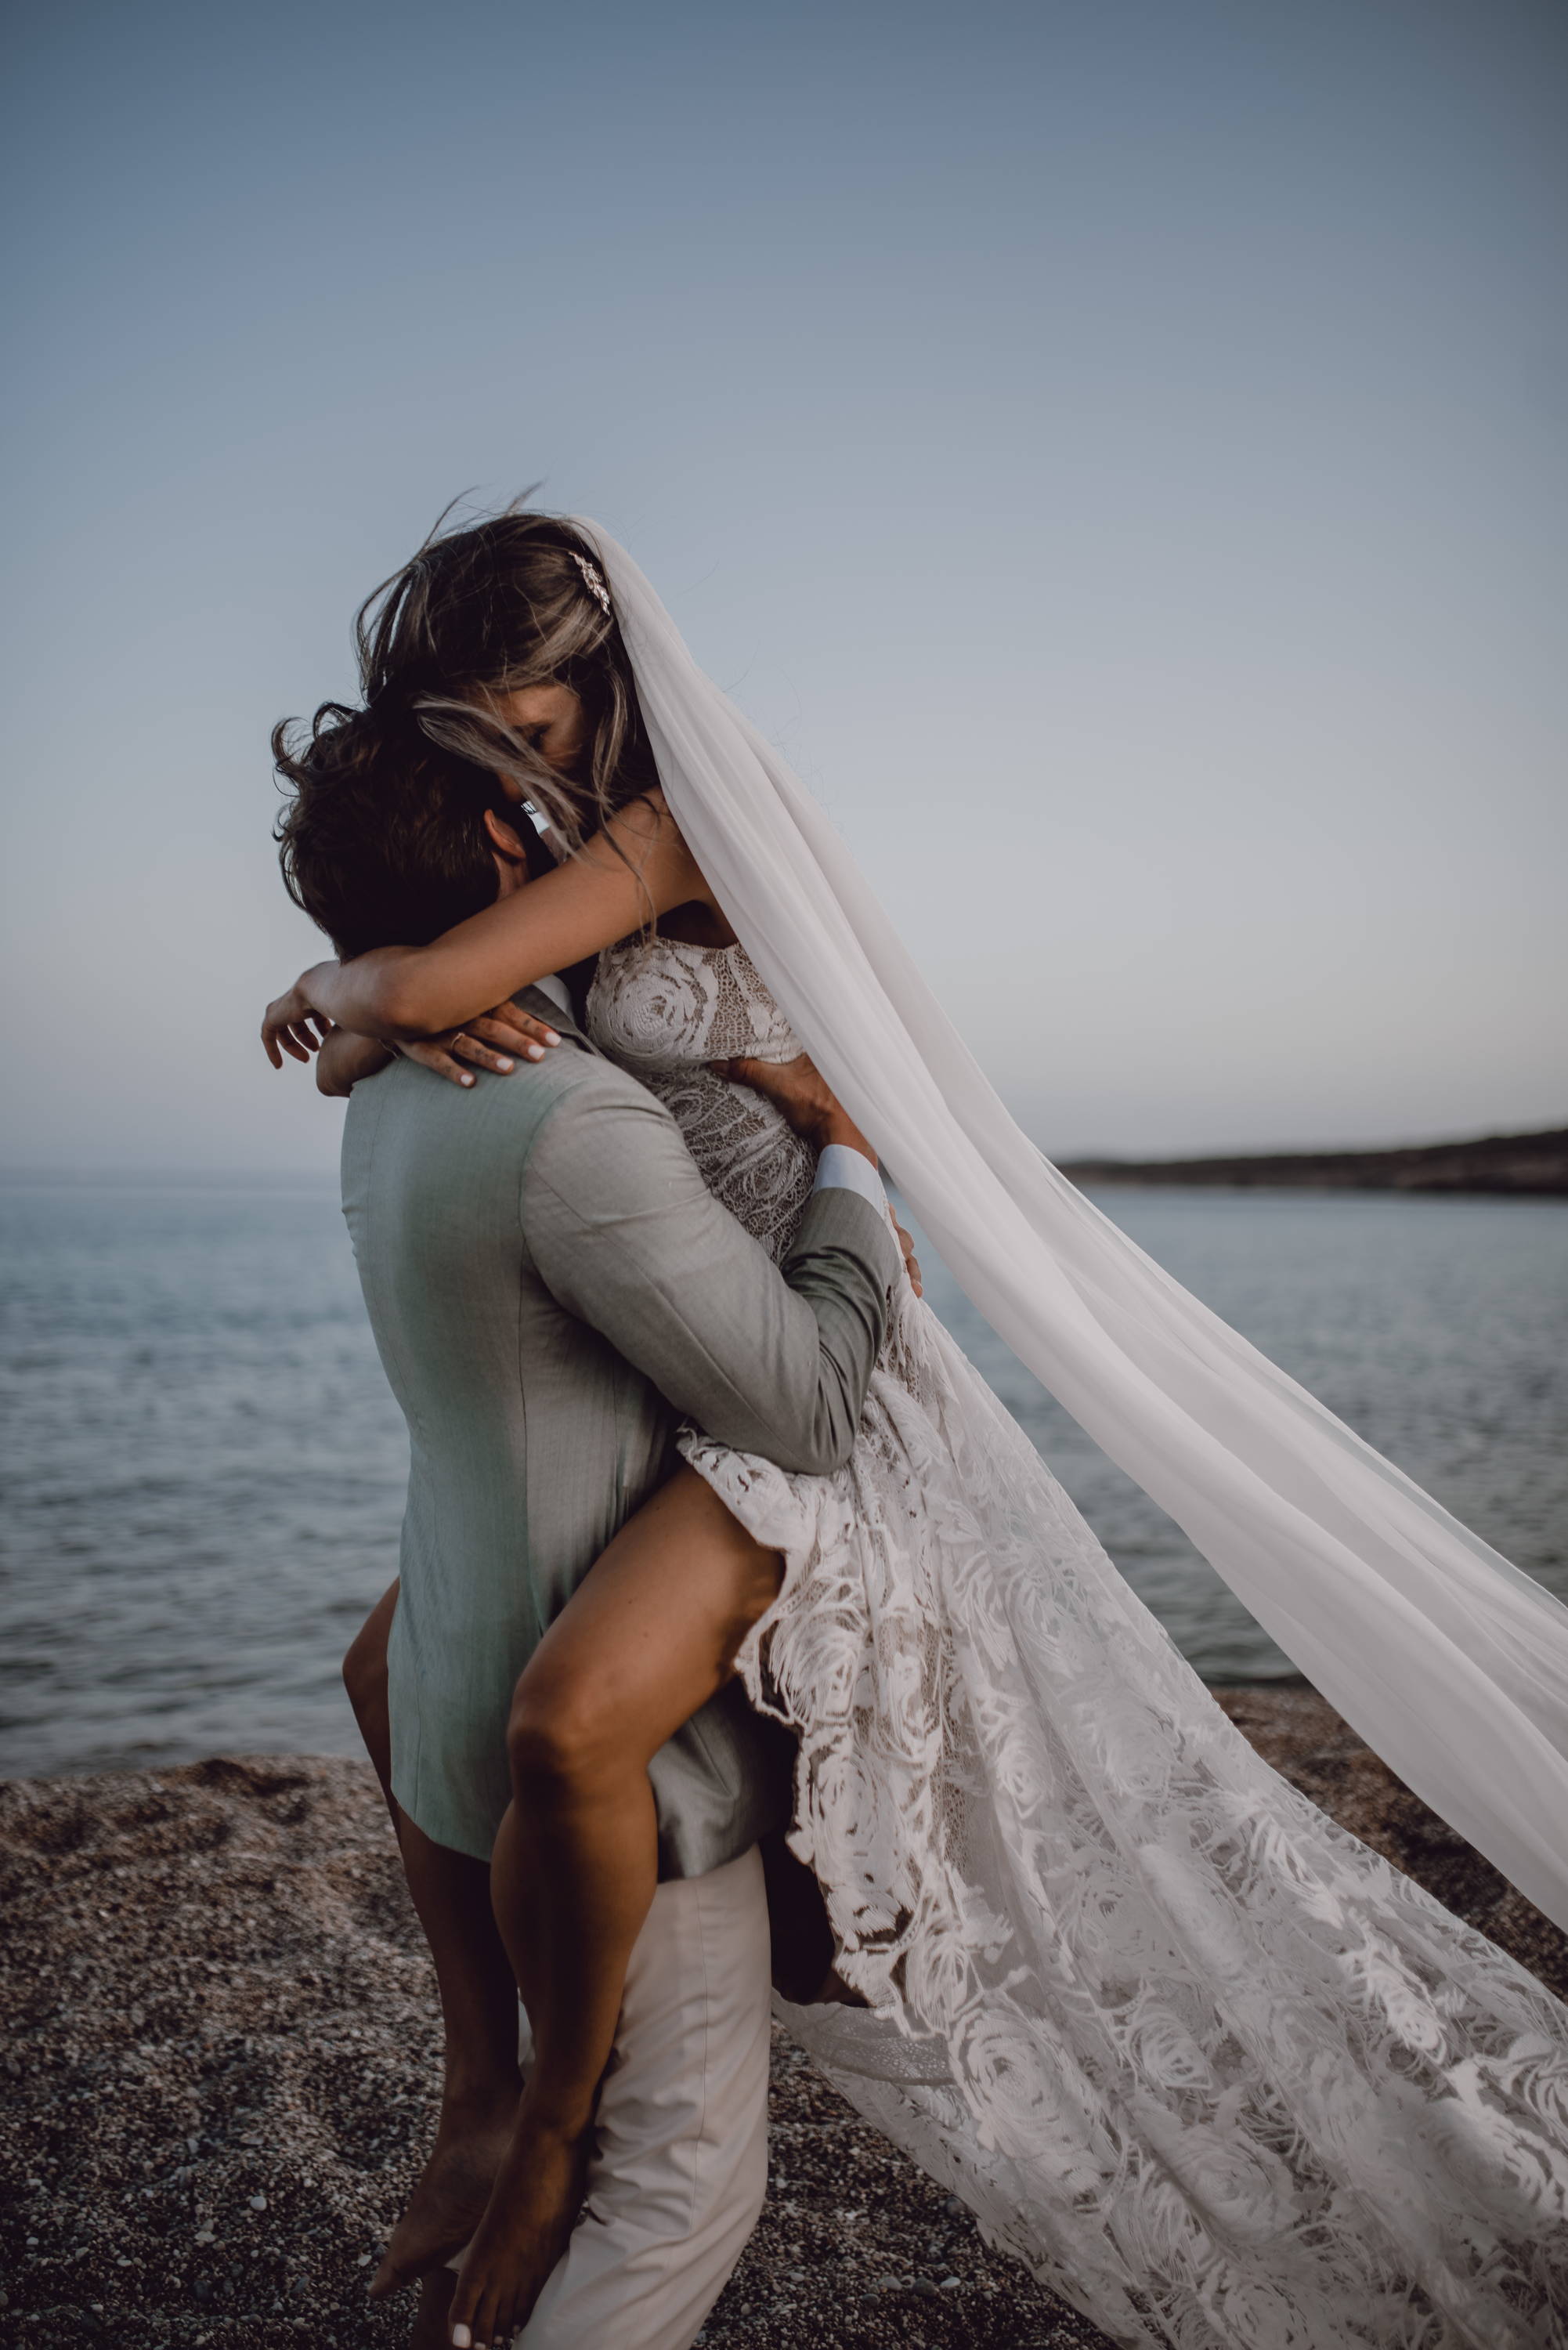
[3,0,1563,1171]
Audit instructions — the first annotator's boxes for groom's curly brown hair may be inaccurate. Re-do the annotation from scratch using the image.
[272,700,520,960]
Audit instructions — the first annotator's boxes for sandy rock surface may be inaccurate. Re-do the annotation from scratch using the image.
[2,1688,1564,2350]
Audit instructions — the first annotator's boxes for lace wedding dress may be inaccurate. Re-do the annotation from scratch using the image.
[587,930,1568,2350]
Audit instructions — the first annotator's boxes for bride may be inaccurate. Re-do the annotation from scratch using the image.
[263,505,1568,2350]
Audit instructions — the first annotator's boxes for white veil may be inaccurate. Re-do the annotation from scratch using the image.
[574,518,1568,1940]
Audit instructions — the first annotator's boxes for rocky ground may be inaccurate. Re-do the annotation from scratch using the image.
[2,1687,1564,2350]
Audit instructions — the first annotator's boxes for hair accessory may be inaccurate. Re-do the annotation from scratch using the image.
[571,551,613,616]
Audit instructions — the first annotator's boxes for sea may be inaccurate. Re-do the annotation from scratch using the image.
[2,1173,1565,1781]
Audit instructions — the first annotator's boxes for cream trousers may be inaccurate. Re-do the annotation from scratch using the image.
[450,1843,773,2350]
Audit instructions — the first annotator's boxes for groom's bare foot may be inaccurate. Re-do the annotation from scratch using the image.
[370,2092,520,2301]
[446,2106,591,2349]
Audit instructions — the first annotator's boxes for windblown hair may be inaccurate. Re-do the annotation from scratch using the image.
[271,701,518,960]
[354,499,661,849]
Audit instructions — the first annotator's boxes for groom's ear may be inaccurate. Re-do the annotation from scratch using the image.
[482,805,533,876]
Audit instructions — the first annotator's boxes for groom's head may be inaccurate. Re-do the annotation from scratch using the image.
[273,701,533,958]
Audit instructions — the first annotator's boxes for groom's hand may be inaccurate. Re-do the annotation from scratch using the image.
[713,1053,921,1294]
[713,1052,873,1161]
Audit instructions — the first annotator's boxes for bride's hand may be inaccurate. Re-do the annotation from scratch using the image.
[262,977,330,1067]
[395,1002,563,1087]
[264,980,562,1077]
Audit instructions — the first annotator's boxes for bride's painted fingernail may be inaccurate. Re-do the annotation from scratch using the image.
[460,1074,475,1088]
[543,1030,560,1045]
[526,1044,545,1061]
[451,2328,471,2348]
[494,1057,515,1072]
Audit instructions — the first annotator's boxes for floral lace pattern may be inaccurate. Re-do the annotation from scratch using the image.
[587,934,816,1260]
[587,932,1568,2349]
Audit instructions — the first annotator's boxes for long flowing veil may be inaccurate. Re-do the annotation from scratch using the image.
[573,518,1568,1940]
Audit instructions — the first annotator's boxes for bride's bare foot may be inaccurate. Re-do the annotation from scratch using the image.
[369,2091,520,2301]
[446,2103,591,2349]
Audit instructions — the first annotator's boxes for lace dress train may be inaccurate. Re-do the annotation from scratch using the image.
[587,933,1568,2350]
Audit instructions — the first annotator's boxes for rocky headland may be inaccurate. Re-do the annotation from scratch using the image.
[2,1686,1565,2350]
[1061,1124,1568,1195]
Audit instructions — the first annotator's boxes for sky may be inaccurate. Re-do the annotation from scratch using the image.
[2,0,1563,1173]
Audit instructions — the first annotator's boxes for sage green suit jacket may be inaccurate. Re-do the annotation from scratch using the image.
[341,989,899,1875]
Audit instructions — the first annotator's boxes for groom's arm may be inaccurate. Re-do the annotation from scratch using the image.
[522,1084,901,1477]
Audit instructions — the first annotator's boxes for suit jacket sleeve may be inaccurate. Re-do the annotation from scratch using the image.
[522,1081,901,1476]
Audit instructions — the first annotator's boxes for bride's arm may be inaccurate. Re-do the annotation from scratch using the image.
[264,794,708,1055]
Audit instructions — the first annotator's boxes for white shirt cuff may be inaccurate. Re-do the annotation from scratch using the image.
[814,1143,888,1221]
[531,972,574,1021]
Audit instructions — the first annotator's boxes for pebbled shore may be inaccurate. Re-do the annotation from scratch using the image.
[2,1687,1565,2350]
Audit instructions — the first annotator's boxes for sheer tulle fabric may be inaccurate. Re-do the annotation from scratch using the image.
[586,931,1568,2349]
[573,517,1568,1943]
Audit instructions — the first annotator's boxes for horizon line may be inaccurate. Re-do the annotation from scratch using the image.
[3,1115,1565,1189]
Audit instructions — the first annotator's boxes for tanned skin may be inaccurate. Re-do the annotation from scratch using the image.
[268,689,918,2345]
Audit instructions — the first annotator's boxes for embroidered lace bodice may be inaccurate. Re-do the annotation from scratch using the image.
[587,931,818,1260]
[581,927,1568,2350]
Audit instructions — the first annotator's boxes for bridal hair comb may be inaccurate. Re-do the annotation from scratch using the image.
[571,551,613,616]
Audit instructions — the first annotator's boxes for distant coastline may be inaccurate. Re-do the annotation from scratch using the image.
[1061,1124,1568,1196]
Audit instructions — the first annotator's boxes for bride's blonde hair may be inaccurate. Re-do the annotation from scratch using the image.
[355,496,661,848]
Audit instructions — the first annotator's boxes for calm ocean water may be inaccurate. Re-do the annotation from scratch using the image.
[2,1174,1565,1780]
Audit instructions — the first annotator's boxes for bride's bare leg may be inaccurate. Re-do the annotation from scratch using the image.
[342,1589,526,2298]
[342,1582,402,1835]
[446,1467,782,2350]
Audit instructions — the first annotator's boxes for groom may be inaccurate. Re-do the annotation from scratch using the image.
[281,729,901,2348]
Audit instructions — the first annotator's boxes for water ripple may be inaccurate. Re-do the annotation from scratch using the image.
[2,1176,1564,1777]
